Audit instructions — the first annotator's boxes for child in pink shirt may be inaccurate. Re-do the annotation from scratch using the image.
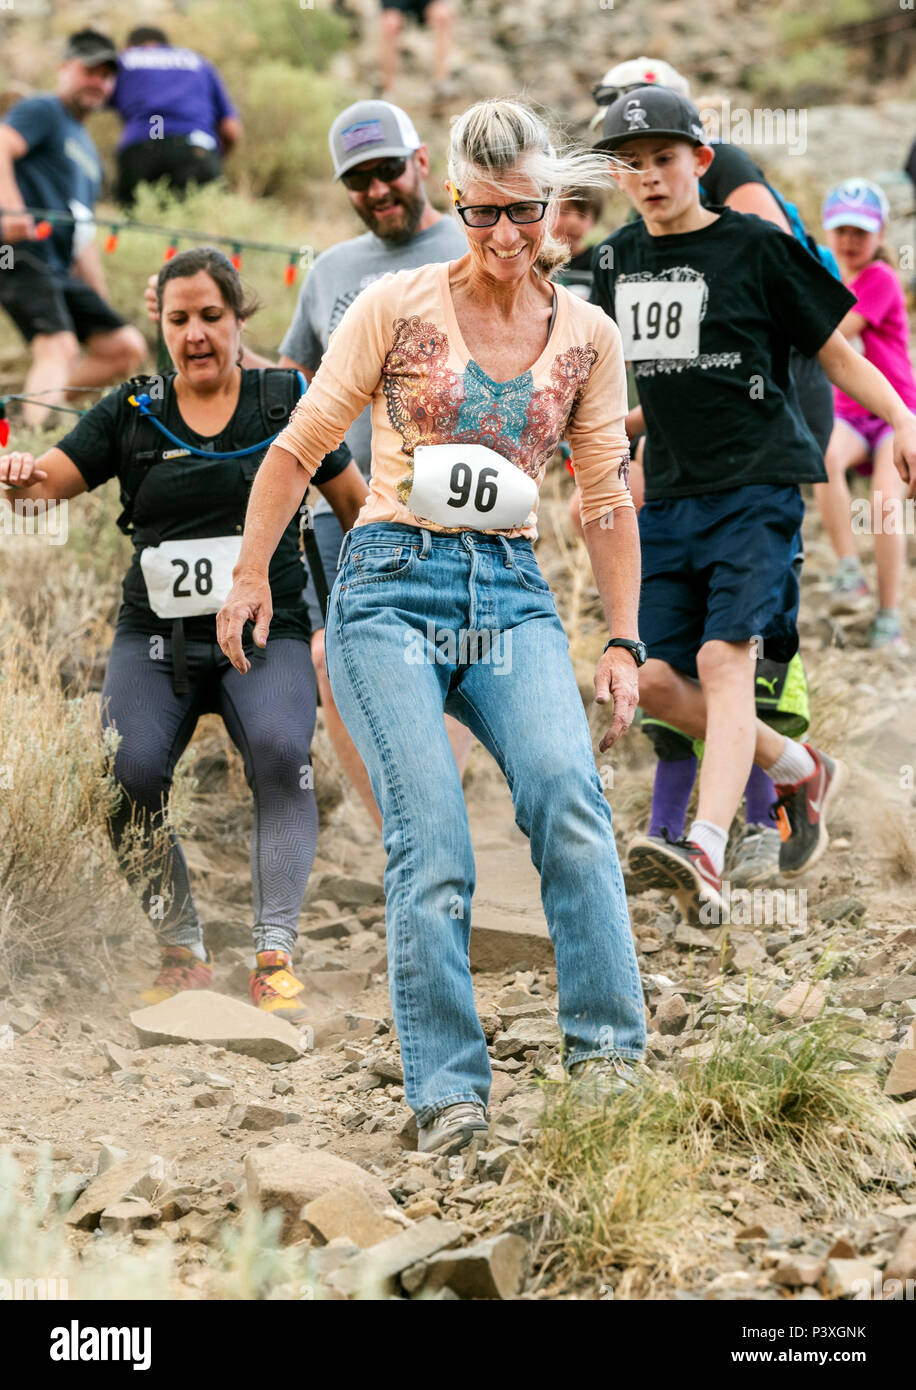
[815,178,916,648]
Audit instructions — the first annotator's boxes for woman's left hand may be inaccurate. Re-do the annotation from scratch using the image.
[893,413,916,499]
[595,647,639,752]
[217,572,273,674]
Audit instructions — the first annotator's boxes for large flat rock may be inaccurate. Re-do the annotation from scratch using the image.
[65,1157,159,1230]
[245,1143,393,1244]
[469,909,555,973]
[468,800,555,973]
[885,1045,916,1099]
[130,991,303,1062]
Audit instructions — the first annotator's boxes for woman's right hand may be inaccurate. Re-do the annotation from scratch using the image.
[217,571,273,674]
[0,452,48,488]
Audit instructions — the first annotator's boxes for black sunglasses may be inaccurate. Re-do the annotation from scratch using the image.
[592,80,647,107]
[455,200,549,228]
[340,156,409,191]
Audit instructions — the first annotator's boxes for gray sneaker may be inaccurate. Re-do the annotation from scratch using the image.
[417,1101,489,1155]
[729,824,781,888]
[569,1056,641,1102]
[828,568,869,615]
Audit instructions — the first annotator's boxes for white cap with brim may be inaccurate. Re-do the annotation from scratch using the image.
[590,57,690,130]
[329,100,422,180]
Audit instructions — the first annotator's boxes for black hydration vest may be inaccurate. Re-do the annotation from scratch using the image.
[115,368,310,693]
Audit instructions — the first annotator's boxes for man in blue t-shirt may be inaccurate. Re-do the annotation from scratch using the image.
[110,26,242,206]
[0,29,146,427]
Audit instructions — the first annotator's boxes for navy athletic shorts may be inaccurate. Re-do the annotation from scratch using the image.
[0,248,127,343]
[638,483,805,679]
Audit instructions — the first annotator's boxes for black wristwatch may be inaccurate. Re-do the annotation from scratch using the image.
[603,637,647,667]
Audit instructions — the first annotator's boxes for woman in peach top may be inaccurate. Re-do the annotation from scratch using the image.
[218,100,647,1153]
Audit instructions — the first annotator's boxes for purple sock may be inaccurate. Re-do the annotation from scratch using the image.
[745,763,777,827]
[649,756,698,839]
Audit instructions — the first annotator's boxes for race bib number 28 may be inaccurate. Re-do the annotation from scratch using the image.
[615,280,704,361]
[408,443,537,530]
[140,535,242,619]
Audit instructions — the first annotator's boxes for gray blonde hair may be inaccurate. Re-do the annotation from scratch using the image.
[447,98,615,277]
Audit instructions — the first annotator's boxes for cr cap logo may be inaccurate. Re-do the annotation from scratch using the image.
[624,100,649,130]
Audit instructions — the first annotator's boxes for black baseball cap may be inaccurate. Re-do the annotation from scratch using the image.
[62,30,119,69]
[594,86,707,153]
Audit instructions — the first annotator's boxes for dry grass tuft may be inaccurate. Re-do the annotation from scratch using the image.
[501,1009,913,1295]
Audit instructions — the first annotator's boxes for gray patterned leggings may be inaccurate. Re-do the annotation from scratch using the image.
[101,629,318,955]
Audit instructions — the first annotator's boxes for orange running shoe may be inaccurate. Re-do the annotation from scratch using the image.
[139,944,214,1005]
[249,950,309,1023]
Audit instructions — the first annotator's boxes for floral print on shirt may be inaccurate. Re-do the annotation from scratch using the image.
[383,314,598,503]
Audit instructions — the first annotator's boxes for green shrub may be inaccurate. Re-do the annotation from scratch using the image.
[746,45,851,105]
[162,0,351,75]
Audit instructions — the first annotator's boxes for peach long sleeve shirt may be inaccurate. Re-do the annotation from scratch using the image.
[275,259,633,539]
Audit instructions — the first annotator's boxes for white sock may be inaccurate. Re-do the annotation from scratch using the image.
[766,739,816,787]
[188,940,208,962]
[687,819,728,875]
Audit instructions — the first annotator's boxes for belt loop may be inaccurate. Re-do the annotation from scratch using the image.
[419,527,431,560]
[497,534,514,567]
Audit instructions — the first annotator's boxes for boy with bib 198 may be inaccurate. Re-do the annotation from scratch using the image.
[590,87,916,924]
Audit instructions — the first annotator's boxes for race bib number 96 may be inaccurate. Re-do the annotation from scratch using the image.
[615,280,704,361]
[140,535,242,619]
[408,443,538,530]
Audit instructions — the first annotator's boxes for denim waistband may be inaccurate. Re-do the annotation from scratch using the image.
[338,522,536,570]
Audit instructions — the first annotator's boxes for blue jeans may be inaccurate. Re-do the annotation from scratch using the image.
[324,523,645,1126]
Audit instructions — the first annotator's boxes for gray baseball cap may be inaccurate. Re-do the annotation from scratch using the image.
[329,100,422,180]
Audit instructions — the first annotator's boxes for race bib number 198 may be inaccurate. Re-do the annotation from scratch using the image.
[615,280,704,361]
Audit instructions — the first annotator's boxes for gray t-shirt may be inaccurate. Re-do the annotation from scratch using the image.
[280,216,467,512]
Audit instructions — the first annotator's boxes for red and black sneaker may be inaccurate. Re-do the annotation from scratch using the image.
[774,743,846,877]
[626,833,727,927]
[249,950,310,1024]
[139,944,214,1005]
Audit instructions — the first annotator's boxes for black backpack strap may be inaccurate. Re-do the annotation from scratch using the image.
[116,376,170,535]
[258,366,303,431]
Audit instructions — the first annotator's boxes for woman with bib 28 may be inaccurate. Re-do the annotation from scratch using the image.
[0,247,367,1013]
[219,101,647,1154]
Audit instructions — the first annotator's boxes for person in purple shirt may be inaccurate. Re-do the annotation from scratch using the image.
[110,27,243,206]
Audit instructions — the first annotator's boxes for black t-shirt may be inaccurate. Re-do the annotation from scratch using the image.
[590,208,855,500]
[57,368,350,640]
[699,143,768,206]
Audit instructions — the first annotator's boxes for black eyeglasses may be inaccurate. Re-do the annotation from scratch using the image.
[340,156,408,191]
[455,200,549,229]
